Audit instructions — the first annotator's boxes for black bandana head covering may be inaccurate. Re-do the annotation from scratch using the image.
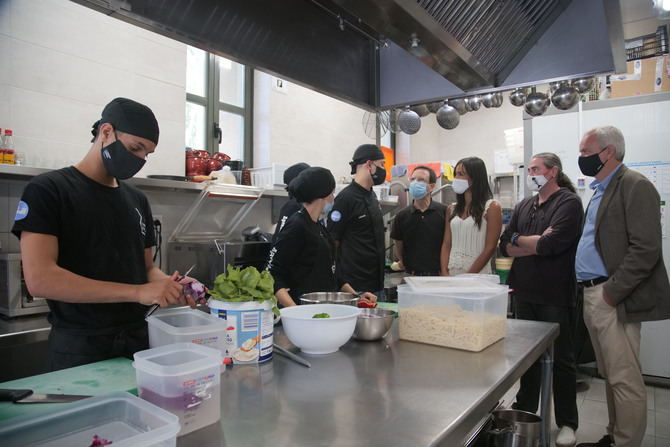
[283,162,311,185]
[288,167,336,203]
[91,97,159,144]
[349,144,385,174]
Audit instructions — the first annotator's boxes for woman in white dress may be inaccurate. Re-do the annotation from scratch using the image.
[440,157,502,276]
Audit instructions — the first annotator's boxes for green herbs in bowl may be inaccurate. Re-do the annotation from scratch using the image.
[312,313,330,319]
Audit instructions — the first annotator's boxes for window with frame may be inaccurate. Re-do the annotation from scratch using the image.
[185,46,252,163]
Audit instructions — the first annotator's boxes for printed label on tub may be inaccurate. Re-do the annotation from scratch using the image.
[212,307,273,364]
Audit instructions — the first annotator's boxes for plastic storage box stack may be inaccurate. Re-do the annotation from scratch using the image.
[0,392,180,447]
[133,343,222,436]
[398,276,509,352]
[146,307,227,353]
[248,163,289,188]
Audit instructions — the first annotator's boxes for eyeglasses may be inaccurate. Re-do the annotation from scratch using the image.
[530,201,538,221]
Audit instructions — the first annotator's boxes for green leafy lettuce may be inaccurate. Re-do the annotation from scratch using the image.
[209,265,279,317]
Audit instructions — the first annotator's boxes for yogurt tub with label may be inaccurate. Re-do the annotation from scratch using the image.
[207,298,274,364]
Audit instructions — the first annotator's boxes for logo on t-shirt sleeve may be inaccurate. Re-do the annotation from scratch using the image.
[330,210,342,222]
[14,201,29,221]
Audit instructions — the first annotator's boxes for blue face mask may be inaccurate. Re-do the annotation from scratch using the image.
[409,181,428,199]
[322,200,334,216]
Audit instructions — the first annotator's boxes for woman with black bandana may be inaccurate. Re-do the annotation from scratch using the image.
[12,98,199,371]
[265,167,376,307]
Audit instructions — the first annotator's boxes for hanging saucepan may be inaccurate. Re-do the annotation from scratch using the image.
[449,98,468,115]
[524,87,549,116]
[571,77,595,94]
[468,95,482,111]
[482,93,494,108]
[410,104,430,117]
[491,92,504,108]
[509,88,528,107]
[436,103,460,130]
[398,107,421,135]
[426,101,444,114]
[551,82,580,110]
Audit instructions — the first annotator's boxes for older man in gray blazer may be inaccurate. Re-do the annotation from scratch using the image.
[575,126,670,447]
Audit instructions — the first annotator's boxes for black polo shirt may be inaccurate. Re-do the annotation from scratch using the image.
[499,187,584,307]
[390,199,447,274]
[327,181,385,292]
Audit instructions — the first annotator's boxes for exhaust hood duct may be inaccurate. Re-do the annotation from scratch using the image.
[331,0,573,90]
[71,0,625,111]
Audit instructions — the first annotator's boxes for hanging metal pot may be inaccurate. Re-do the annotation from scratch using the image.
[469,95,482,111]
[398,107,421,134]
[410,104,430,117]
[509,88,528,107]
[551,82,580,110]
[426,101,444,114]
[482,93,495,108]
[436,103,460,129]
[449,98,468,115]
[549,81,563,93]
[524,87,549,116]
[492,92,504,108]
[571,77,595,94]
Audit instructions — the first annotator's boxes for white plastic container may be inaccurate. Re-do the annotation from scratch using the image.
[146,307,227,353]
[133,343,222,436]
[0,391,180,447]
[208,298,274,364]
[248,163,289,187]
[397,282,508,352]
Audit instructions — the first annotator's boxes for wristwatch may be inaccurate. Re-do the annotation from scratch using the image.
[510,233,520,246]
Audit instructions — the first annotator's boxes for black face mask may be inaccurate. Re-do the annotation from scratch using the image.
[101,133,146,180]
[578,148,607,177]
[371,165,386,185]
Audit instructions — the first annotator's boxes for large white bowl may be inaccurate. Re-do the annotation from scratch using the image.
[280,304,361,354]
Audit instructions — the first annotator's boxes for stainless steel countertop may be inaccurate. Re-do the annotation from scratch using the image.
[0,315,50,349]
[180,318,558,447]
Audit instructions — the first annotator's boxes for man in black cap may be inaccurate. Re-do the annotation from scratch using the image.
[327,144,387,298]
[266,167,376,306]
[12,98,198,371]
[272,162,310,243]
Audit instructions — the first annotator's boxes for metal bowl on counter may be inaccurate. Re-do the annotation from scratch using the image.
[353,308,396,341]
[300,292,359,306]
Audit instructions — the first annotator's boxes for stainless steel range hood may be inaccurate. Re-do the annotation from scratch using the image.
[71,0,625,110]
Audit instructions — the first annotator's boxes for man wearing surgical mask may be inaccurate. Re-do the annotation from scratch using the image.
[328,144,387,298]
[499,152,584,446]
[391,166,446,276]
[12,98,199,371]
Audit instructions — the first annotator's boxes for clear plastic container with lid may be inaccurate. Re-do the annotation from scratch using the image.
[146,306,227,353]
[0,391,180,447]
[133,342,222,436]
[398,277,509,352]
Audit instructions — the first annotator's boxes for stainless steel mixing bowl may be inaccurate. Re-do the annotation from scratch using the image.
[353,308,395,341]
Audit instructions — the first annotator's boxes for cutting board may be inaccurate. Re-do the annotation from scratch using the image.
[0,357,136,422]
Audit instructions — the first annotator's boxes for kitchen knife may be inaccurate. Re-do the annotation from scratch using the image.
[273,343,311,368]
[145,264,196,318]
[0,388,91,404]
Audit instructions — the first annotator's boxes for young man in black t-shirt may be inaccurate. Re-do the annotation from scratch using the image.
[12,98,198,371]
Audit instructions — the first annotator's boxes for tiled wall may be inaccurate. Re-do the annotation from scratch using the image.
[0,0,187,178]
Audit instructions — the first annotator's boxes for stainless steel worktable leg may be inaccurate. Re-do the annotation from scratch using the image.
[539,346,554,447]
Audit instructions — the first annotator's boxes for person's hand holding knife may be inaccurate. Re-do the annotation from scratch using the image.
[145,265,204,317]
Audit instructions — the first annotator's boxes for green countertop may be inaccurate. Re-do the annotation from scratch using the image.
[0,357,137,422]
